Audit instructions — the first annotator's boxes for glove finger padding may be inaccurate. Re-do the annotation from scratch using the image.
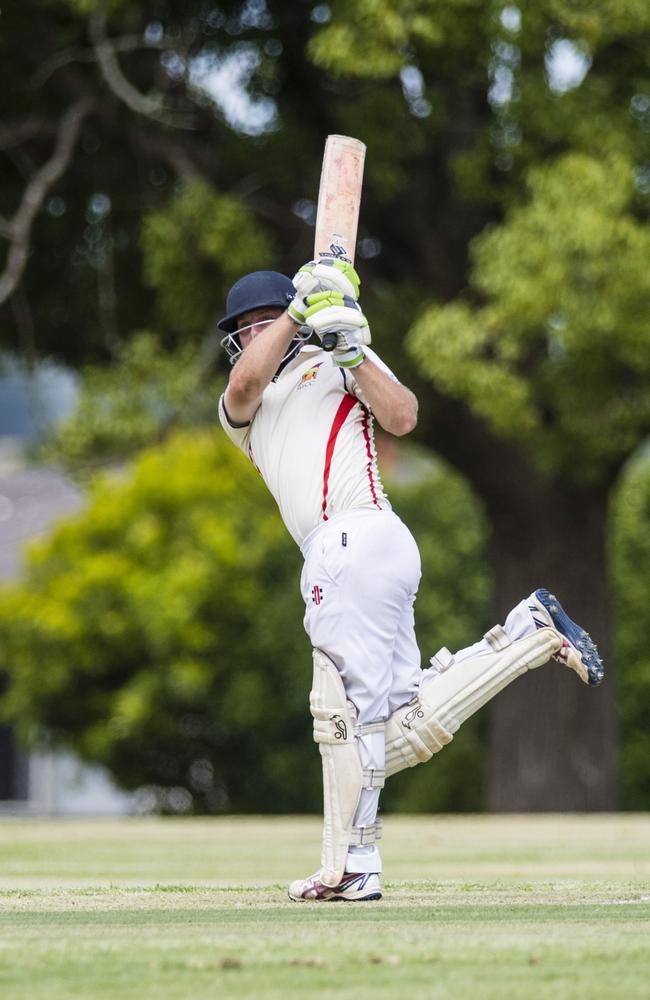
[308,305,369,338]
[287,294,307,325]
[292,259,360,301]
[303,292,366,332]
[303,292,371,369]
[331,322,371,370]
[334,326,372,350]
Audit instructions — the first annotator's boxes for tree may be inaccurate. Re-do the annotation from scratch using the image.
[408,152,650,809]
[0,431,314,812]
[310,0,650,808]
[0,430,490,813]
[46,330,225,471]
[2,0,649,805]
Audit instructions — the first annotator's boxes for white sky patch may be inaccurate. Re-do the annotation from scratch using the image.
[400,64,432,118]
[189,45,278,136]
[500,5,521,33]
[489,64,514,106]
[546,39,591,94]
[488,40,520,107]
[400,64,424,99]
[311,3,331,23]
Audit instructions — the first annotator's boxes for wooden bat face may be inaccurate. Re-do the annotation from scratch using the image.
[314,135,366,266]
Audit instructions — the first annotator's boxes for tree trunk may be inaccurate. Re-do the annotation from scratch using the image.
[420,387,620,812]
[487,482,619,811]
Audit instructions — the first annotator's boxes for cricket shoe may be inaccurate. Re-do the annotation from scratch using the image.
[288,871,382,902]
[528,588,605,686]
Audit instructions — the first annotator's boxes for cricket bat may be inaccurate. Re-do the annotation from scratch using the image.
[313,134,366,351]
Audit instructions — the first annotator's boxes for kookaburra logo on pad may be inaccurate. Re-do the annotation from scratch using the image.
[403,704,425,730]
[331,715,348,740]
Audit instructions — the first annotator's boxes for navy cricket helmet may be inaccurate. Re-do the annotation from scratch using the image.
[218,270,309,368]
[218,271,295,332]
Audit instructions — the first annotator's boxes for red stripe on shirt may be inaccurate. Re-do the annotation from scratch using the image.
[322,394,358,520]
[361,405,382,509]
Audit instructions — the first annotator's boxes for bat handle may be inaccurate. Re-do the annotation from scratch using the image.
[321,331,338,352]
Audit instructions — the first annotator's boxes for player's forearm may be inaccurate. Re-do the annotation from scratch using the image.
[226,312,298,417]
[352,358,418,436]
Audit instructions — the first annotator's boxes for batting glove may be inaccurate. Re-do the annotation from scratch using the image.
[287,293,307,325]
[303,291,371,368]
[292,259,360,301]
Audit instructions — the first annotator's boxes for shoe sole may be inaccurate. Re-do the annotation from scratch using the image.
[533,588,604,686]
[330,891,382,902]
[289,892,382,902]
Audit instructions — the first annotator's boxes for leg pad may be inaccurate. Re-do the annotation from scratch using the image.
[310,649,363,887]
[385,626,561,778]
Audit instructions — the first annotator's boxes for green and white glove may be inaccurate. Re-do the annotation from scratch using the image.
[292,258,360,301]
[303,291,371,368]
[287,293,307,325]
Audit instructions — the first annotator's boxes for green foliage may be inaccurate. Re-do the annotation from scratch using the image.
[5,0,648,368]
[309,0,496,80]
[610,454,650,808]
[0,431,314,812]
[0,434,490,813]
[309,0,449,78]
[59,0,126,14]
[3,0,649,810]
[547,0,650,42]
[408,153,650,482]
[391,456,491,657]
[46,332,224,472]
[141,179,275,338]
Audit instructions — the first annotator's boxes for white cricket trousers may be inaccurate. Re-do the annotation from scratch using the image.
[300,509,421,874]
[300,508,536,875]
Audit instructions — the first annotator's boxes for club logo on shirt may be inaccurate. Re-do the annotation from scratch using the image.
[298,362,323,390]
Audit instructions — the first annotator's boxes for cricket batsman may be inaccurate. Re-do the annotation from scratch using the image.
[217,263,604,902]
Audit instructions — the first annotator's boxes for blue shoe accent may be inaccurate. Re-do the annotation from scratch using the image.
[533,588,605,686]
[335,872,382,901]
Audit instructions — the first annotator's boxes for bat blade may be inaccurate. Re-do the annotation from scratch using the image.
[314,134,366,267]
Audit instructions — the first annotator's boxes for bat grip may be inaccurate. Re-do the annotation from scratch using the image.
[321,331,338,352]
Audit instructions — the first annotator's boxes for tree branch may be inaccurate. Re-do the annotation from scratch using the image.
[89,4,195,129]
[29,36,169,90]
[0,98,92,306]
[0,117,54,151]
[90,5,164,118]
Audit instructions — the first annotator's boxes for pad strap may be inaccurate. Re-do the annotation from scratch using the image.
[355,720,385,736]
[484,624,511,651]
[350,818,383,845]
[355,719,386,787]
[429,646,454,674]
[361,767,385,789]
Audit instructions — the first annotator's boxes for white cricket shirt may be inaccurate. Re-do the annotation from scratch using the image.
[218,345,395,547]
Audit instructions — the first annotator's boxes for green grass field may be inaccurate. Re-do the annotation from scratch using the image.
[0,814,648,999]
